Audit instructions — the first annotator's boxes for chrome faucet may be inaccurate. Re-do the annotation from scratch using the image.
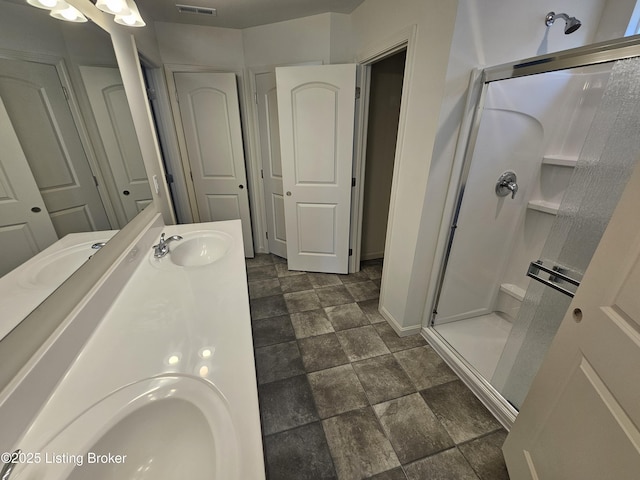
[495,171,519,199]
[153,232,183,258]
[91,242,107,250]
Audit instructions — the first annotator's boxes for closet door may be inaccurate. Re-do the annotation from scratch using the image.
[276,64,356,274]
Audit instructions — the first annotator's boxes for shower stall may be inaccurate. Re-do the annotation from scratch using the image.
[425,36,640,426]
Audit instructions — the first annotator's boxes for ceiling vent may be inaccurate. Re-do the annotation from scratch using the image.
[176,4,217,16]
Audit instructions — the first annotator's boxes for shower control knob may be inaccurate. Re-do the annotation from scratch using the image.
[495,171,518,199]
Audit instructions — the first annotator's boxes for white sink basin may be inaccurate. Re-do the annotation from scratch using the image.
[18,239,111,289]
[12,376,239,480]
[152,231,233,268]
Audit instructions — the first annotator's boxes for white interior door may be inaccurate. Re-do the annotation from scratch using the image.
[503,157,640,478]
[255,71,287,258]
[174,72,254,256]
[80,66,152,226]
[0,58,110,236]
[0,97,57,276]
[276,64,357,274]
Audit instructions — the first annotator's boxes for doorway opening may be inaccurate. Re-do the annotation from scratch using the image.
[358,49,406,277]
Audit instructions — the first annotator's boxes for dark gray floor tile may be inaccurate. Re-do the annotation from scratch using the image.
[255,341,305,385]
[325,303,369,331]
[404,448,480,480]
[284,290,322,313]
[358,299,386,324]
[308,364,369,418]
[367,468,407,480]
[352,354,415,404]
[316,284,355,307]
[336,325,390,362]
[345,281,380,302]
[373,393,455,464]
[374,322,427,352]
[264,422,337,480]
[339,270,370,284]
[291,309,335,338]
[250,294,288,321]
[362,263,383,280]
[271,254,287,264]
[275,263,305,277]
[323,407,400,480]
[258,375,319,435]
[394,346,458,390]
[420,380,502,444]
[252,315,295,348]
[308,272,343,287]
[299,333,349,372]
[245,254,274,267]
[372,278,382,288]
[247,264,278,281]
[248,278,282,300]
[458,430,510,480]
[279,273,313,293]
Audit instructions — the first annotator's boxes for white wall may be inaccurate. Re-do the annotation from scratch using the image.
[350,0,459,332]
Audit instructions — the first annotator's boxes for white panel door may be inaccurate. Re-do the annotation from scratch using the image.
[80,66,152,226]
[0,97,57,277]
[255,71,287,258]
[276,64,356,274]
[503,159,640,478]
[0,58,110,236]
[174,72,254,256]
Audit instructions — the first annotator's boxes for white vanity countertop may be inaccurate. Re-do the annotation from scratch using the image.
[0,231,118,341]
[12,220,264,479]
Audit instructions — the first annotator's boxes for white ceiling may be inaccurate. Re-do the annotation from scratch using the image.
[135,0,365,29]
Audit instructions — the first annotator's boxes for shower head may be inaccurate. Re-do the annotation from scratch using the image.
[545,11,582,34]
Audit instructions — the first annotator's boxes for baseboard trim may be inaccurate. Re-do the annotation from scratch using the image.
[380,305,421,337]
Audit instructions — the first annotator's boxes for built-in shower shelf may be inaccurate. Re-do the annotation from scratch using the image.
[542,155,578,167]
[527,200,559,215]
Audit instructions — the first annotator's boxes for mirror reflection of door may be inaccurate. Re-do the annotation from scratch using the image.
[80,65,153,227]
[0,97,58,276]
[174,71,254,257]
[0,58,111,238]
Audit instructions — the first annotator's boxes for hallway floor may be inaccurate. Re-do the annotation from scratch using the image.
[247,255,510,480]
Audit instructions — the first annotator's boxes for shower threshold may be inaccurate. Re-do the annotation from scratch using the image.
[434,313,512,380]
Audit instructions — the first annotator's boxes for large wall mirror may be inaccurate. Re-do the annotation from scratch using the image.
[0,0,154,335]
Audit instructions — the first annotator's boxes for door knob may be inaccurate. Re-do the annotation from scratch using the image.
[31,206,42,213]
[286,191,292,196]
[122,190,130,196]
[239,184,244,189]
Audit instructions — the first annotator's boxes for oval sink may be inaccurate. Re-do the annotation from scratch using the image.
[169,232,233,267]
[19,239,111,289]
[12,376,239,480]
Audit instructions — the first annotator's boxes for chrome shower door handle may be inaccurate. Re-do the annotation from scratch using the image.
[496,171,518,199]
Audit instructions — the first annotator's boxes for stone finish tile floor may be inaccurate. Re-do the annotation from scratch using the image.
[247,254,510,480]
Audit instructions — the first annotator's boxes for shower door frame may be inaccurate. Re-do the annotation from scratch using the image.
[425,34,640,429]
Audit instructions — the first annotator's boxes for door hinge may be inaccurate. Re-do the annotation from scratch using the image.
[349,248,353,256]
[189,171,193,181]
[352,177,356,187]
[62,86,70,101]
[175,90,179,103]
[266,231,269,239]
[165,173,174,184]
[254,92,258,104]
[261,169,264,179]
[93,175,98,187]
[355,86,361,99]
[146,87,157,101]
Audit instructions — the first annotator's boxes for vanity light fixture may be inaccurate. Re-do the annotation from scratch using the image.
[25,0,145,27]
[114,0,145,27]
[27,0,87,22]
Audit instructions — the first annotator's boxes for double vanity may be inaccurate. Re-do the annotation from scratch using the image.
[0,216,265,479]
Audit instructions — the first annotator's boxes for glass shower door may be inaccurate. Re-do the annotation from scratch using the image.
[491,55,640,409]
